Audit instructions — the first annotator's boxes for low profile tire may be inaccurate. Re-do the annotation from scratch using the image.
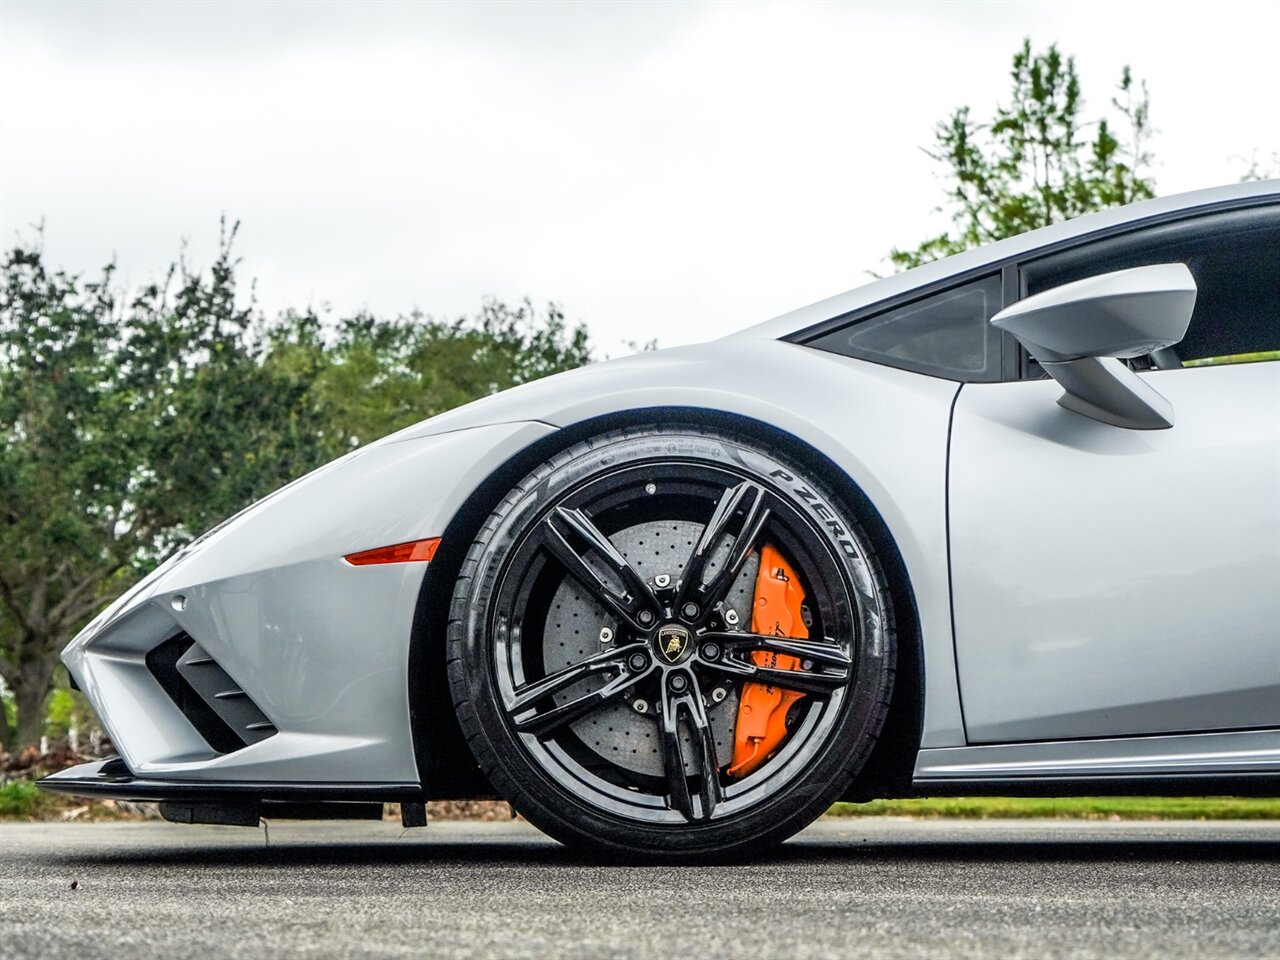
[446,426,895,859]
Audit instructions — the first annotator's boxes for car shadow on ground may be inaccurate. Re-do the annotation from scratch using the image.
[48,836,1280,870]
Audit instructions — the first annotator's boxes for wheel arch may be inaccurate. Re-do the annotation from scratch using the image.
[407,406,924,800]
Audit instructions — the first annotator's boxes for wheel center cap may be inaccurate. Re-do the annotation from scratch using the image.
[654,624,693,664]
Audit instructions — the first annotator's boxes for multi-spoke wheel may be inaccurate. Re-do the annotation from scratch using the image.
[447,426,895,859]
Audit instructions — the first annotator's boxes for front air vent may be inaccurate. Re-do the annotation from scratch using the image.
[146,633,278,753]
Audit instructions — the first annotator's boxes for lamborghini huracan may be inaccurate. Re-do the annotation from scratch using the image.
[43,180,1280,858]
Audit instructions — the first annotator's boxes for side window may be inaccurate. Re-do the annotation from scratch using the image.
[807,273,1004,381]
[1023,206,1280,368]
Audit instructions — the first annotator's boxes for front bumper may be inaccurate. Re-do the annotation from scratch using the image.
[56,421,556,789]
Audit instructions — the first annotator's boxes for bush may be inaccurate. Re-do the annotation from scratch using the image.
[0,780,41,818]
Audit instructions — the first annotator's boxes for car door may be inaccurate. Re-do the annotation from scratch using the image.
[948,203,1280,743]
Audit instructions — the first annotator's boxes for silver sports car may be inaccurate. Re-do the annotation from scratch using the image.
[43,181,1280,858]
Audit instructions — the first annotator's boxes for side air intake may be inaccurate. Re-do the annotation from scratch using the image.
[146,633,278,753]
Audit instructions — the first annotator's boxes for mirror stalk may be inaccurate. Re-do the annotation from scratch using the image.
[1042,357,1175,430]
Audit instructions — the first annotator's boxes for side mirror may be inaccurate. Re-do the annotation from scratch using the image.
[992,263,1197,430]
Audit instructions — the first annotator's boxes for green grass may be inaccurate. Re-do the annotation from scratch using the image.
[1183,351,1280,367]
[0,780,60,819]
[828,796,1280,820]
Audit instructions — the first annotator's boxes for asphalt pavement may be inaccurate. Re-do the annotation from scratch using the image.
[1,817,1277,959]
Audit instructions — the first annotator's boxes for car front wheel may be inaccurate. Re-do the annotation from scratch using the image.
[447,425,895,859]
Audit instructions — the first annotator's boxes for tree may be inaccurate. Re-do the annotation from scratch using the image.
[0,226,592,751]
[0,226,336,750]
[276,298,591,450]
[0,247,125,751]
[889,40,1155,270]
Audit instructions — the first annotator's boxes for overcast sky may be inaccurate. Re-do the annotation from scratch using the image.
[2,1,1278,353]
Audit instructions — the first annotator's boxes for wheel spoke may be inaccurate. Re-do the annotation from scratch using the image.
[700,653,850,697]
[658,693,694,819]
[683,680,723,820]
[508,642,647,713]
[541,506,658,631]
[678,481,771,610]
[511,668,643,738]
[658,674,722,822]
[700,631,852,670]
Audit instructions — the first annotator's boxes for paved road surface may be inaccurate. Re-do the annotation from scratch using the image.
[1,818,1277,959]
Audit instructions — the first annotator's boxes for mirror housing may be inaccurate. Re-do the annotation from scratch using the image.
[992,263,1197,429]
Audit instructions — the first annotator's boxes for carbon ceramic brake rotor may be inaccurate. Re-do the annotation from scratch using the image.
[544,519,758,777]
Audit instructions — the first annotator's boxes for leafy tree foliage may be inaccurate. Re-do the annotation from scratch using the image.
[890,40,1156,270]
[0,226,591,750]
[273,298,590,450]
[0,247,133,751]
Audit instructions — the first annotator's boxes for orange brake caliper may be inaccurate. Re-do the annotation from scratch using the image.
[726,544,807,778]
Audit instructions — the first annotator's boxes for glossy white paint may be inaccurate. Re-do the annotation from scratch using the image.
[950,361,1280,742]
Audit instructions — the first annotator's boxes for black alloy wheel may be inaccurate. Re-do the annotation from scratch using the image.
[447,426,895,859]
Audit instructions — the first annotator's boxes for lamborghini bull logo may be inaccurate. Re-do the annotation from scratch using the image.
[656,625,692,663]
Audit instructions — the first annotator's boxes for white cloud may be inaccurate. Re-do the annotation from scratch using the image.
[2,0,1277,354]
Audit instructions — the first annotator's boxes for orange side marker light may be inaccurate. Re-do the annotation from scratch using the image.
[344,537,441,565]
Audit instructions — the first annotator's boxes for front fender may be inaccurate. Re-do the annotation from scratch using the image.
[394,339,966,748]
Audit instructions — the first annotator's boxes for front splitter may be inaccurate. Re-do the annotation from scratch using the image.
[38,758,423,804]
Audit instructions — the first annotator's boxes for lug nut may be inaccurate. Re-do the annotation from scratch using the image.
[654,574,671,589]
[628,652,649,672]
[637,610,655,626]
[724,609,740,626]
[700,642,721,661]
[711,687,727,703]
[669,674,689,692]
[802,659,814,671]
[599,627,614,644]
[681,602,699,619]
[632,699,649,714]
